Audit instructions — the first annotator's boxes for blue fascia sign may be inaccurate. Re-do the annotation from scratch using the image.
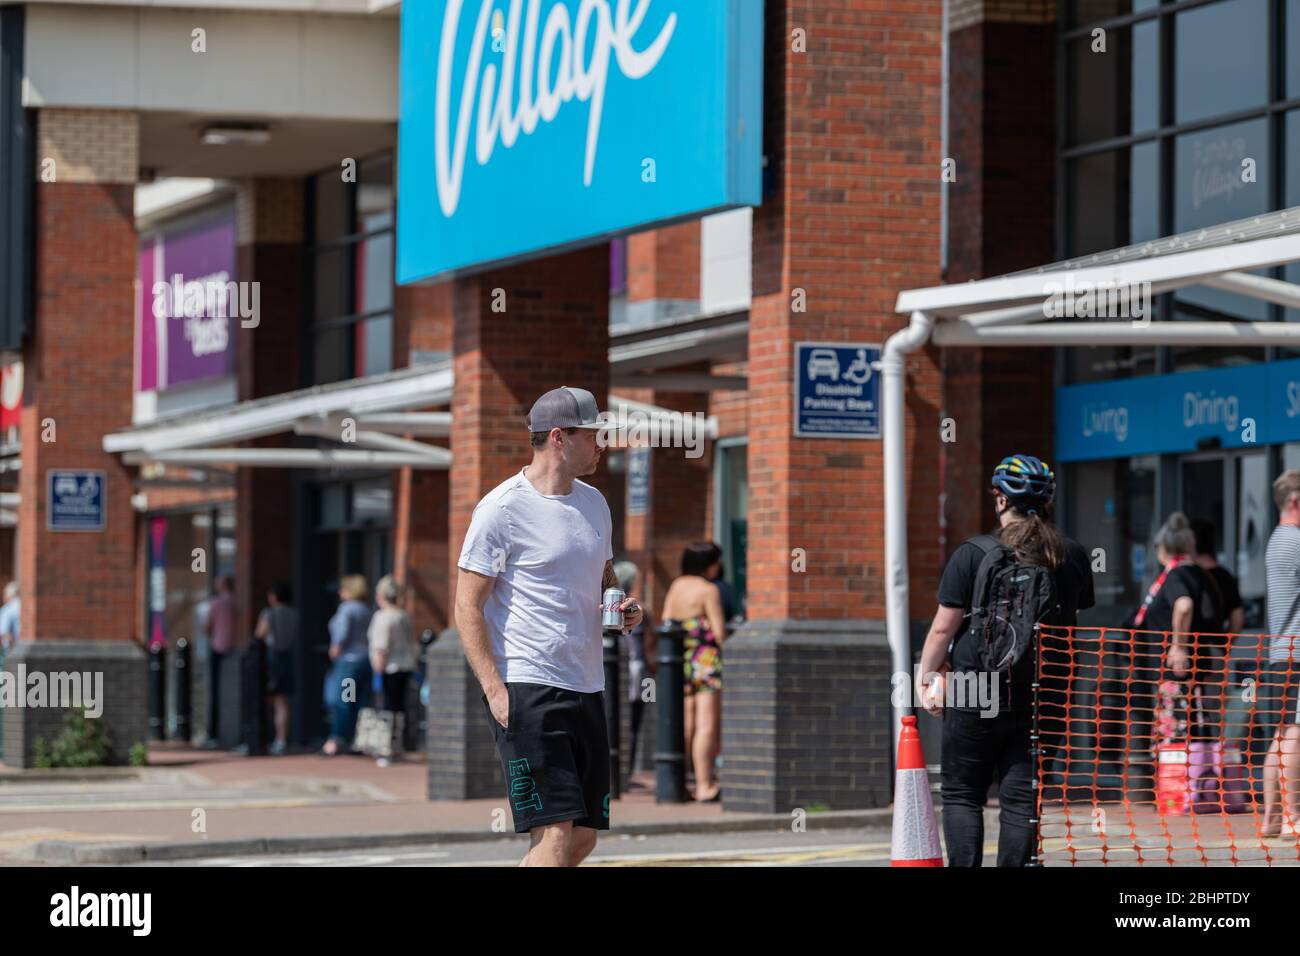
[794,342,882,439]
[1055,358,1300,462]
[397,0,764,284]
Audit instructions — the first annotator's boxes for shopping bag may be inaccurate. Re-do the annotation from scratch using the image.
[353,707,404,758]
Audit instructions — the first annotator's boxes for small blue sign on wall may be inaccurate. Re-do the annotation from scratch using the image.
[397,0,764,283]
[627,446,650,516]
[794,343,881,439]
[48,470,105,532]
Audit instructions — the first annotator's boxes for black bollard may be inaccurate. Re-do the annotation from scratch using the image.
[174,638,191,743]
[603,627,622,800]
[654,620,687,803]
[240,638,269,755]
[148,643,167,741]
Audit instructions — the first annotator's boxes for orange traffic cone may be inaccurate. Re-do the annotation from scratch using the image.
[891,714,943,866]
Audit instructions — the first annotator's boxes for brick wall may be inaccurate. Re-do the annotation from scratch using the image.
[234,178,305,644]
[394,466,449,636]
[2,640,147,767]
[950,0,1054,32]
[447,244,612,603]
[942,13,1058,553]
[35,109,138,185]
[394,280,453,367]
[20,109,138,643]
[627,221,701,305]
[747,0,945,623]
[393,278,453,635]
[723,620,894,811]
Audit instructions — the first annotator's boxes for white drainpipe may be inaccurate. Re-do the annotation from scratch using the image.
[881,310,935,764]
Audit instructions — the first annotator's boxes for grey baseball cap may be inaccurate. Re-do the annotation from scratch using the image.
[526,387,606,432]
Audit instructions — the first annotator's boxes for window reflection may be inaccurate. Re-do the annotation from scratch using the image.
[1290,0,1300,98]
[1067,143,1159,257]
[1067,0,1160,29]
[1069,455,1157,624]
[1069,20,1159,146]
[1174,0,1269,124]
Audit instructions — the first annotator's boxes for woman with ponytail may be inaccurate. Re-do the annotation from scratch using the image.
[917,454,1095,866]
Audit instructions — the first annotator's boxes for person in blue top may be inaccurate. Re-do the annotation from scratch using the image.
[322,574,373,755]
[0,582,18,649]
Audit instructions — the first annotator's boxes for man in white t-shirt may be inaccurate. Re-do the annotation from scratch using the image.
[456,386,642,867]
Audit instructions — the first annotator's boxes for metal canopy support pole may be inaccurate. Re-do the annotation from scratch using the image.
[881,311,934,764]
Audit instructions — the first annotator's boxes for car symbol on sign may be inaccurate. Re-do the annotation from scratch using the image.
[806,349,840,381]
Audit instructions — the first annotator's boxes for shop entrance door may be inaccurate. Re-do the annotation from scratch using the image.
[296,478,393,744]
[1177,449,1269,627]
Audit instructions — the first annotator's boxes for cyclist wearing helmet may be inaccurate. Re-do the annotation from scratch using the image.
[917,454,1094,866]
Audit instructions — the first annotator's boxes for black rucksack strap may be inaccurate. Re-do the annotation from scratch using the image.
[970,533,1001,555]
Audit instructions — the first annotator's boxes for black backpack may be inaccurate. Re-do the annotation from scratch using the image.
[966,534,1061,677]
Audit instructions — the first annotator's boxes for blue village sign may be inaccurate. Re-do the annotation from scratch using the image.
[1055,358,1300,462]
[397,0,764,283]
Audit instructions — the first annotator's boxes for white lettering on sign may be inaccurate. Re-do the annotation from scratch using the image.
[1183,390,1239,433]
[435,0,677,217]
[1287,380,1300,419]
[1082,403,1128,443]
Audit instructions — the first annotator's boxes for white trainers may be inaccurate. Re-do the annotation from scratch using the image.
[376,757,391,768]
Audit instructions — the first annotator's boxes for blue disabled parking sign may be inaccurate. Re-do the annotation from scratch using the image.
[794,342,881,439]
[47,470,106,531]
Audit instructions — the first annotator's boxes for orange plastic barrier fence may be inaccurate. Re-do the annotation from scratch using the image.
[1034,625,1300,867]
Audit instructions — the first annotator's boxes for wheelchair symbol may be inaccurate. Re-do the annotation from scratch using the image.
[842,349,872,386]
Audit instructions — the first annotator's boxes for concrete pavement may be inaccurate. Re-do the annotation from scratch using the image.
[0,743,894,864]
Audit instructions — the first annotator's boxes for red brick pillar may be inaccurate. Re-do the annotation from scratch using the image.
[209,179,305,748]
[943,0,1057,552]
[620,225,710,610]
[233,179,304,648]
[613,383,713,614]
[725,0,944,812]
[428,244,610,800]
[7,109,145,766]
[626,221,701,325]
[393,282,453,637]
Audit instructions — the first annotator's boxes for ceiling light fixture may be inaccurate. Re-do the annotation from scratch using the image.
[200,125,271,147]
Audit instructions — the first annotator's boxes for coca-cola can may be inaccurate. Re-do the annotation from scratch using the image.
[602,588,626,630]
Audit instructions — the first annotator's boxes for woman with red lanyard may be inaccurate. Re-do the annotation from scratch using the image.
[1129,512,1225,745]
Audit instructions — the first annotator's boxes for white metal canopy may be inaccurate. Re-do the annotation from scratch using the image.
[883,205,1300,760]
[105,360,721,472]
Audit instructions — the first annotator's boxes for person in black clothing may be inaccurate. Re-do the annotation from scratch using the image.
[1132,513,1227,741]
[918,454,1095,868]
[1191,519,1245,635]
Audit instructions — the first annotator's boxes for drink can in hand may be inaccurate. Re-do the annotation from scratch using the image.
[602,588,626,630]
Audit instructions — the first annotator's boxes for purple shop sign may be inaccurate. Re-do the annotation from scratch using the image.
[136,214,237,392]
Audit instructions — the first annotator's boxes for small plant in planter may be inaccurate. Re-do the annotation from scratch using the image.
[36,711,112,768]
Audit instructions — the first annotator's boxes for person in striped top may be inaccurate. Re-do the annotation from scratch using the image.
[1263,469,1300,838]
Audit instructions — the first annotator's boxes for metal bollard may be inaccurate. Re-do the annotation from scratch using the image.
[654,620,687,803]
[603,627,622,800]
[174,638,191,743]
[148,643,167,741]
[240,638,269,755]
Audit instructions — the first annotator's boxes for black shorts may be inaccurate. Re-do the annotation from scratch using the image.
[480,681,611,834]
